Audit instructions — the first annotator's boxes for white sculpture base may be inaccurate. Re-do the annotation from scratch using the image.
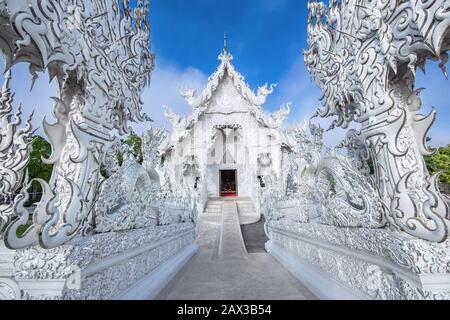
[266,221,450,300]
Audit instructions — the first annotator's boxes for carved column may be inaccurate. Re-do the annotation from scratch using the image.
[360,65,448,241]
[304,0,450,242]
[0,0,154,249]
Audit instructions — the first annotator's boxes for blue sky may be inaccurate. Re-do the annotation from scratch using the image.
[1,0,449,146]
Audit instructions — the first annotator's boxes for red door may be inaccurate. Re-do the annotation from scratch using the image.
[220,170,237,197]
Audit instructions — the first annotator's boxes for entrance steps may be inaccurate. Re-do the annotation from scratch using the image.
[204,200,222,214]
[236,197,261,225]
[204,197,261,225]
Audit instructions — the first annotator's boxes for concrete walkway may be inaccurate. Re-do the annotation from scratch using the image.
[156,198,316,300]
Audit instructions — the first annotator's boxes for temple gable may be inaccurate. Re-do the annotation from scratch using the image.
[205,75,253,114]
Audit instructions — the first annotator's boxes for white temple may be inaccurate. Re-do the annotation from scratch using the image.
[0,0,449,301]
[160,39,291,209]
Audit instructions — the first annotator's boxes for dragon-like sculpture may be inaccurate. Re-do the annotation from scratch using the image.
[263,120,385,229]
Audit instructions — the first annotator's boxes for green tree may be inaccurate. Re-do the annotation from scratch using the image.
[121,132,143,164]
[424,145,450,185]
[26,135,53,203]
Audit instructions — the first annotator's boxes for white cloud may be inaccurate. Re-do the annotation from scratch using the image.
[0,60,58,137]
[130,60,208,134]
[0,57,207,138]
[264,56,351,147]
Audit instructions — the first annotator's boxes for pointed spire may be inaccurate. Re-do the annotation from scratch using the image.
[219,31,233,63]
[223,32,228,53]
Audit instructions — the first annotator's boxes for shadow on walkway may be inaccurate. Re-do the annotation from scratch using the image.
[241,217,268,253]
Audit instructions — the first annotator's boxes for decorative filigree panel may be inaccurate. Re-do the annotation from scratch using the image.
[268,222,450,299]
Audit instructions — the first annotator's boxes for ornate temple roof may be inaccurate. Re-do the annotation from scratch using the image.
[179,42,277,109]
[163,38,291,145]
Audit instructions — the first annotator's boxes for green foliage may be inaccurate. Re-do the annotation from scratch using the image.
[424,145,450,185]
[122,133,143,164]
[27,136,53,181]
[25,135,53,203]
[1,220,31,236]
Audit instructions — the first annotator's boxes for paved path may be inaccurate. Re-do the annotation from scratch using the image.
[157,199,316,300]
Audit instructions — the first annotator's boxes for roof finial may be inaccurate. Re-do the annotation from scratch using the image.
[219,31,233,63]
[223,31,228,53]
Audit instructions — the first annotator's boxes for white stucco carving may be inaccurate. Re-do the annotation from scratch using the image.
[303,0,450,242]
[266,225,450,299]
[262,119,385,229]
[14,223,196,300]
[0,70,33,232]
[95,129,199,233]
[0,0,154,249]
[0,0,449,301]
[0,1,201,301]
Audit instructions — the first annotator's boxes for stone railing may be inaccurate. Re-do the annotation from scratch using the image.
[266,221,450,300]
[0,244,20,300]
[14,223,197,300]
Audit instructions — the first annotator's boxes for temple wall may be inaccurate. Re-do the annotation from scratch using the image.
[167,108,283,201]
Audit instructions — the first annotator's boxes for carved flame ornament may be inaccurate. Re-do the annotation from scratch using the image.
[0,70,34,232]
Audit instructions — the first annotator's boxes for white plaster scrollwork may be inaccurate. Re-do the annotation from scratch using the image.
[0,278,20,300]
[162,46,290,153]
[0,0,155,249]
[315,150,385,228]
[95,129,198,233]
[0,243,21,300]
[214,124,242,130]
[252,103,291,130]
[14,223,196,300]
[182,49,276,109]
[94,156,157,233]
[304,0,450,242]
[0,70,33,232]
[262,2,450,298]
[267,220,450,299]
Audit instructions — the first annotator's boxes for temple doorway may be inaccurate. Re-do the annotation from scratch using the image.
[220,170,237,197]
